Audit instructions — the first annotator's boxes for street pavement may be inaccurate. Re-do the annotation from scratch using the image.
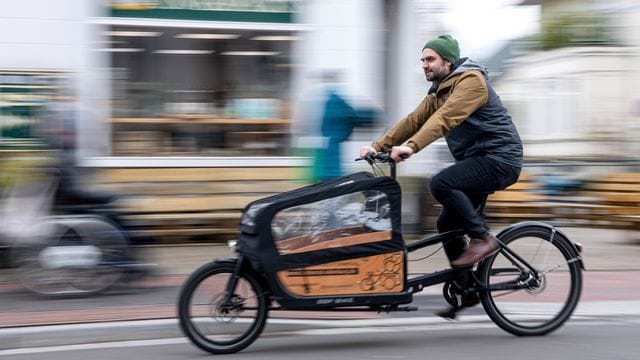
[0,226,639,349]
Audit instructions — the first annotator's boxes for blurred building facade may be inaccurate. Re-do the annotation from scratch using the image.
[497,0,640,162]
[1,0,304,160]
[7,0,631,165]
[17,0,634,170]
[0,1,110,159]
[0,0,450,238]
[1,0,444,167]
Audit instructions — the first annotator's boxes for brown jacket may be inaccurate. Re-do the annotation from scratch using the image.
[372,59,522,167]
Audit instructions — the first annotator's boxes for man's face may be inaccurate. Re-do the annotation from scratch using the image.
[421,48,451,83]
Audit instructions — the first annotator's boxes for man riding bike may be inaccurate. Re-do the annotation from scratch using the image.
[359,34,523,270]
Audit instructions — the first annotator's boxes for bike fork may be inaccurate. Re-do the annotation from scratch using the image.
[222,256,245,305]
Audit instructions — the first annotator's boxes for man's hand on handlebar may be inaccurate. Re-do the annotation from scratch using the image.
[390,145,414,162]
[359,145,414,163]
[359,145,377,159]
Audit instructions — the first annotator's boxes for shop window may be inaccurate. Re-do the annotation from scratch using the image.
[106,26,295,156]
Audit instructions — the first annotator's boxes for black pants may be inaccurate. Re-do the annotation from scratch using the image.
[429,156,520,261]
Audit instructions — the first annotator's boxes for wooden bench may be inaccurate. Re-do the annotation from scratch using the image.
[548,172,640,230]
[483,170,640,231]
[91,166,310,243]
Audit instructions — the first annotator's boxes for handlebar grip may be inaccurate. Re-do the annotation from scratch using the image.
[356,151,401,164]
[365,152,377,163]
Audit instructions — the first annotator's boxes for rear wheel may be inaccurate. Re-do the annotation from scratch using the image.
[478,226,582,336]
[178,260,268,354]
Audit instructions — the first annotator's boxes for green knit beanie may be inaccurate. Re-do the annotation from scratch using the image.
[423,34,460,64]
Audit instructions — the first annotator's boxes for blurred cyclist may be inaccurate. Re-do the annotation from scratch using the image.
[37,83,153,280]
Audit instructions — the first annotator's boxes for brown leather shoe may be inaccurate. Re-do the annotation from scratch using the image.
[450,234,500,268]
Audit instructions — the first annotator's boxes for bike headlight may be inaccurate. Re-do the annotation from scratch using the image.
[227,239,238,252]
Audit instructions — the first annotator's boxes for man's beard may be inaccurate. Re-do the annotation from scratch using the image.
[429,69,449,83]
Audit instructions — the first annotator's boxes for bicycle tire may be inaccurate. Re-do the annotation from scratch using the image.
[14,218,126,297]
[478,225,582,336]
[178,260,268,354]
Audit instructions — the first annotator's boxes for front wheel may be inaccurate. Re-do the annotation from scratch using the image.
[478,225,582,336]
[177,260,268,354]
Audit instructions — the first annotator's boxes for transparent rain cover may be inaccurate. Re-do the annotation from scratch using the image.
[272,190,391,254]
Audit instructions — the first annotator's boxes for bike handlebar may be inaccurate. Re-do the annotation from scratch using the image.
[356,151,394,165]
[356,151,409,165]
[355,151,401,179]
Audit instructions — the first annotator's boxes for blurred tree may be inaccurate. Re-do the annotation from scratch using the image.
[538,12,614,50]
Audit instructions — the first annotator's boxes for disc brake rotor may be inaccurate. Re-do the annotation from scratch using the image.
[211,294,245,323]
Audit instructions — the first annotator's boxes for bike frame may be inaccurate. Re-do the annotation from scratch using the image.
[219,155,584,312]
[221,225,576,312]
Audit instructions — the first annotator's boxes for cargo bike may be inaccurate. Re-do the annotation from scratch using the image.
[177,152,584,354]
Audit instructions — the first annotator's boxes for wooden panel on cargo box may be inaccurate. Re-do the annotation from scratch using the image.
[277,251,404,296]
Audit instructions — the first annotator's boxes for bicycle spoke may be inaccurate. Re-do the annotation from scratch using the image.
[539,257,583,275]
